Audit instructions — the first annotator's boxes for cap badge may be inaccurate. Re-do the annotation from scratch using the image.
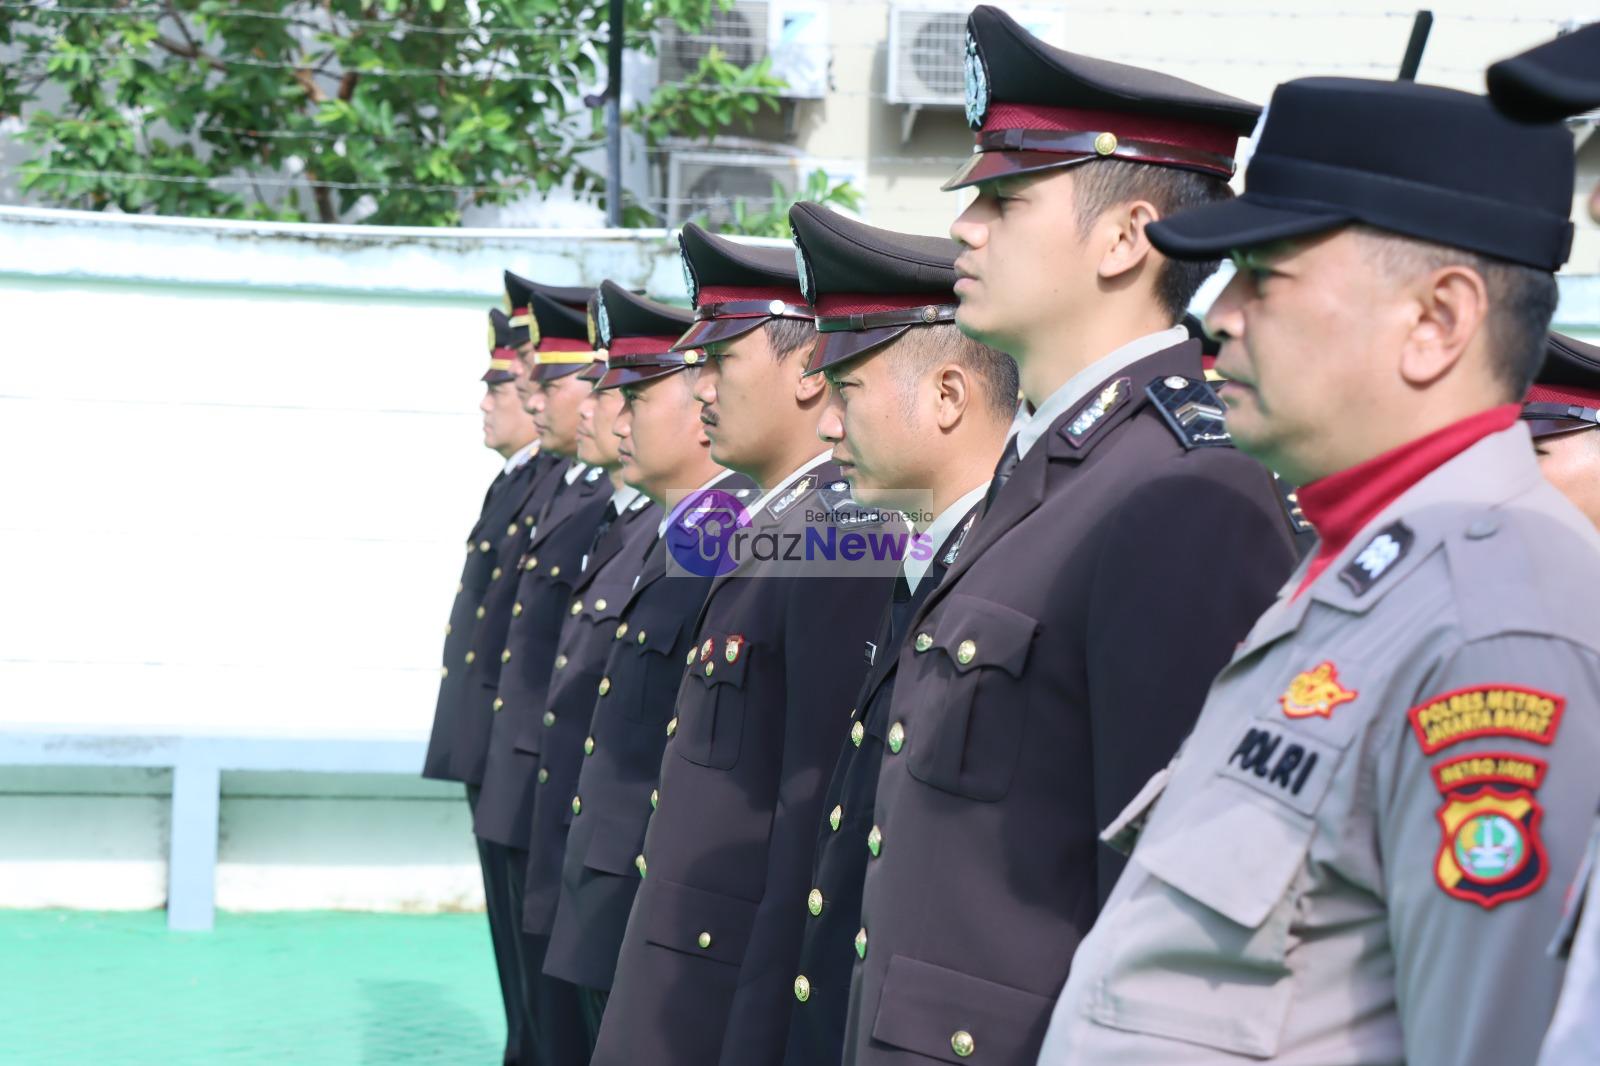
[526,313,540,347]
[1280,662,1358,720]
[586,307,599,347]
[679,235,700,306]
[792,234,816,305]
[1094,132,1118,156]
[597,298,613,348]
[487,316,498,351]
[964,30,989,129]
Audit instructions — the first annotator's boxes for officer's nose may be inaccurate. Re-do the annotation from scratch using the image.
[613,406,632,441]
[817,396,845,445]
[1206,272,1249,344]
[695,362,719,405]
[949,200,990,250]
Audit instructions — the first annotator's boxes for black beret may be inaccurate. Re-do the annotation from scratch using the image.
[1488,23,1600,122]
[1147,77,1576,271]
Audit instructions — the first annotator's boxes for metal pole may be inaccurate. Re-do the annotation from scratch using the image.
[1398,10,1433,81]
[605,0,624,226]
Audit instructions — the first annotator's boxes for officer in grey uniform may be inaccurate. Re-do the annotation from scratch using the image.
[1038,75,1600,1066]
[1489,30,1600,1063]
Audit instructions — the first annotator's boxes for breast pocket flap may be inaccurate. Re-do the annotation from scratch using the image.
[1136,783,1313,929]
[928,595,1036,678]
[642,878,758,966]
[871,954,1052,1064]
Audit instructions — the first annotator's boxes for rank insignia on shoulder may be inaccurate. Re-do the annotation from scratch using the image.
[1273,473,1314,537]
[1064,377,1131,447]
[769,475,817,520]
[1145,375,1231,450]
[1338,521,1413,596]
[1280,661,1358,719]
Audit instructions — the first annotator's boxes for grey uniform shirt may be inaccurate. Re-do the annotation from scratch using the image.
[1538,814,1600,1066]
[1040,424,1600,1066]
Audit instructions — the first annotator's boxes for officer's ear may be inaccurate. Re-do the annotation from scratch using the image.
[932,362,972,431]
[1398,263,1490,391]
[1094,198,1158,284]
[794,364,827,404]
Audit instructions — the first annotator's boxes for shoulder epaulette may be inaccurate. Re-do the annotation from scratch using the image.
[1145,374,1232,450]
[817,477,884,527]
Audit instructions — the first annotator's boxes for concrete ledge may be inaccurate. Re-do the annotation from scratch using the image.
[0,729,452,931]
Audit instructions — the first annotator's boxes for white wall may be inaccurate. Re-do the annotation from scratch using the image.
[0,207,689,913]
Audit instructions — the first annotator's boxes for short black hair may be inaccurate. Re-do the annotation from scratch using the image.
[1354,226,1559,400]
[887,323,1020,423]
[763,316,819,362]
[1071,159,1234,322]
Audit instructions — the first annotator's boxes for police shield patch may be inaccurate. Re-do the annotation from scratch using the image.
[1435,786,1548,908]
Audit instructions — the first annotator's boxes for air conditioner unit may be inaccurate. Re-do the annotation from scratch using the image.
[665,149,858,228]
[658,0,830,99]
[886,2,1067,108]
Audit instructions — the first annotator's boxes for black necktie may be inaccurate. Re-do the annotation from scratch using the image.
[982,435,1021,515]
[587,501,620,560]
[888,575,916,648]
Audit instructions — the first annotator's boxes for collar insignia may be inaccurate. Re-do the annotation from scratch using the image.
[769,474,816,520]
[1065,377,1131,447]
[943,510,978,567]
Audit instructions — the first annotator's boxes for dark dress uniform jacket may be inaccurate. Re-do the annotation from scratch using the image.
[784,502,981,1066]
[542,472,759,992]
[445,454,569,786]
[843,340,1300,1066]
[517,491,662,933]
[592,459,897,1066]
[423,456,545,780]
[474,463,613,846]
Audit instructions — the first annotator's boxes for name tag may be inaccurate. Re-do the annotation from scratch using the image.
[1217,718,1340,817]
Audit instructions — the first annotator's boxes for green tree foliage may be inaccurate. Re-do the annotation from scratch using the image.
[0,0,782,225]
[703,166,860,238]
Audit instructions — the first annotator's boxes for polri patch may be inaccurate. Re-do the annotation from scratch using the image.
[1435,785,1548,909]
[1430,751,1548,793]
[1218,718,1340,816]
[1338,521,1413,595]
[1064,378,1131,448]
[1407,684,1565,756]
[1279,661,1358,720]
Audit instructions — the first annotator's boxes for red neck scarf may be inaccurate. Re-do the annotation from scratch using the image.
[1293,404,1520,597]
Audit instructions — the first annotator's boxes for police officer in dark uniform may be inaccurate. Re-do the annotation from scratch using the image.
[473,284,613,1065]
[592,225,897,1066]
[542,289,754,1041]
[510,288,692,1063]
[842,9,1301,1063]
[423,303,557,1066]
[424,308,546,783]
[782,203,1018,1066]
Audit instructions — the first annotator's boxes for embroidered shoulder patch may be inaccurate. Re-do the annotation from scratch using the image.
[1407,685,1565,755]
[1064,378,1131,447]
[1145,375,1232,450]
[1338,521,1414,595]
[1434,784,1548,908]
[1279,662,1358,719]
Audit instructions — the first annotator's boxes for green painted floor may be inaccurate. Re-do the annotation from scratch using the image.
[0,910,505,1065]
